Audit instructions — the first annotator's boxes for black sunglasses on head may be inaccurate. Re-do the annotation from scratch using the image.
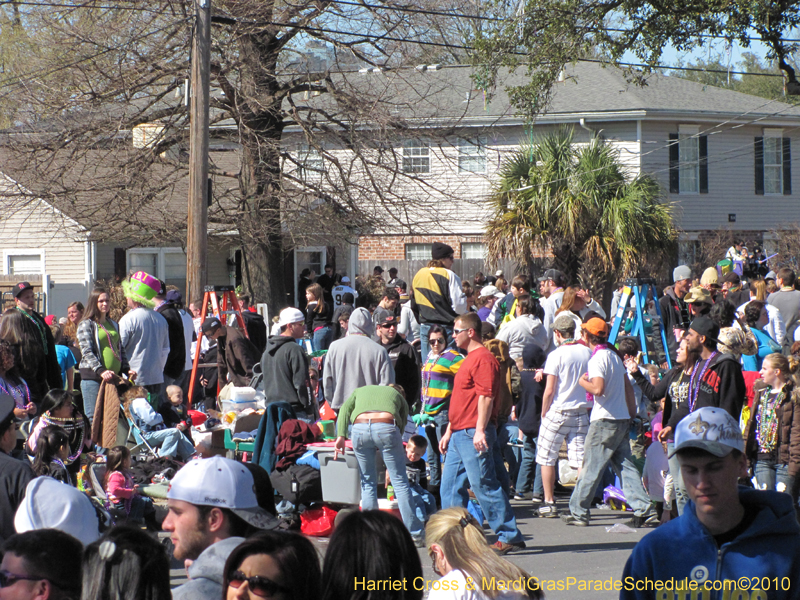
[228,571,290,598]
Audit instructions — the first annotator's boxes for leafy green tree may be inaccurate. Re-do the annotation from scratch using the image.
[485,128,677,299]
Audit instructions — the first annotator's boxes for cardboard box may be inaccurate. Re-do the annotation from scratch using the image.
[209,412,262,454]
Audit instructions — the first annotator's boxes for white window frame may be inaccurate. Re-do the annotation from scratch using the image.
[678,125,699,195]
[2,249,45,275]
[763,128,783,195]
[298,144,324,182]
[405,244,429,260]
[461,242,487,260]
[677,234,700,266]
[126,247,185,282]
[402,139,430,174]
[458,138,486,173]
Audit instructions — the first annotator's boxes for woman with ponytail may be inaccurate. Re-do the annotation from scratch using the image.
[745,353,800,496]
[425,507,542,600]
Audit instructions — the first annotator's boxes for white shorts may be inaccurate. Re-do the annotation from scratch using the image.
[536,408,590,468]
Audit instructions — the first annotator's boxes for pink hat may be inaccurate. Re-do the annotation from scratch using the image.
[44,315,56,326]
[121,271,160,308]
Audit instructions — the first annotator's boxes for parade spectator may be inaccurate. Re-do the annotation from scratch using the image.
[334,384,425,545]
[63,301,84,344]
[200,316,260,388]
[154,281,187,395]
[742,301,781,371]
[388,267,406,290]
[31,425,71,484]
[166,290,199,391]
[439,312,525,555]
[1,529,83,600]
[495,294,548,366]
[372,287,401,337]
[490,275,531,330]
[659,265,693,363]
[513,343,546,503]
[684,286,713,319]
[316,264,337,297]
[323,307,394,411]
[553,287,586,337]
[237,295,268,356]
[621,407,800,599]
[304,283,333,351]
[164,457,279,600]
[745,353,800,494]
[331,276,358,308]
[77,288,132,422]
[0,393,34,543]
[0,340,36,422]
[477,285,504,322]
[411,242,467,359]
[222,531,321,600]
[81,526,171,600]
[260,308,314,420]
[539,269,567,339]
[425,508,542,600]
[738,278,786,347]
[321,510,423,600]
[49,325,76,393]
[721,272,750,307]
[122,385,194,460]
[119,272,169,407]
[332,304,353,341]
[561,319,658,527]
[104,445,157,527]
[397,283,419,343]
[536,313,591,517]
[375,314,421,409]
[726,239,749,262]
[768,267,800,352]
[297,269,314,313]
[0,282,62,405]
[420,325,464,504]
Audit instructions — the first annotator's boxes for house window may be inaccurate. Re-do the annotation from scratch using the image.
[298,144,323,181]
[678,240,700,267]
[405,244,429,260]
[4,251,43,275]
[458,139,486,173]
[402,140,430,174]
[461,243,486,259]
[669,128,708,194]
[127,248,187,295]
[756,130,791,196]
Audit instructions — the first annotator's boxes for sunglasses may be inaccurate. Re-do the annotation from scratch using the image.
[429,338,446,345]
[0,570,44,588]
[379,323,396,329]
[453,328,470,335]
[228,571,290,598]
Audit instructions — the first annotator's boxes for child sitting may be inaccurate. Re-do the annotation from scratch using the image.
[31,425,72,485]
[104,445,157,528]
[159,385,194,445]
[122,386,194,460]
[389,434,436,522]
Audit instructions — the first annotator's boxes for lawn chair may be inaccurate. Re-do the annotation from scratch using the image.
[86,462,129,523]
[124,415,159,460]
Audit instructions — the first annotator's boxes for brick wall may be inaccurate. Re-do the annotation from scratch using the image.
[357,234,486,261]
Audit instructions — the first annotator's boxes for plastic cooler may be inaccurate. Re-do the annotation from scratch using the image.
[318,450,362,504]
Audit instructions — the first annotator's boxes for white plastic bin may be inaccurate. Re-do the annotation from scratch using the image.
[319,451,362,504]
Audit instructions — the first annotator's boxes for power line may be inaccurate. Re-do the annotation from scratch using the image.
[0,0,174,12]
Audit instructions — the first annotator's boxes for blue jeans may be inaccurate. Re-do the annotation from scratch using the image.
[441,426,523,544]
[424,409,449,487]
[81,379,101,421]
[410,483,437,522]
[755,458,796,495]
[350,423,424,538]
[419,323,454,363]
[496,421,518,490]
[515,435,544,497]
[143,428,194,460]
[666,441,689,515]
[313,326,333,351]
[569,419,655,521]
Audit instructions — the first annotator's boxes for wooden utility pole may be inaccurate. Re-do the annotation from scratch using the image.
[186,0,211,305]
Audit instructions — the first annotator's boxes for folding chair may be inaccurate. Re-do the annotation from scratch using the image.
[124,415,159,460]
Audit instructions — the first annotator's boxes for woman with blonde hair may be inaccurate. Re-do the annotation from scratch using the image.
[553,287,584,334]
[425,507,542,600]
[736,279,785,347]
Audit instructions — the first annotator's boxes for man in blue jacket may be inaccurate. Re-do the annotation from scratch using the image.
[621,407,800,599]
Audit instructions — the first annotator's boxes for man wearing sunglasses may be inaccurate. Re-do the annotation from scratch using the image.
[0,393,34,544]
[0,529,82,600]
[439,313,525,555]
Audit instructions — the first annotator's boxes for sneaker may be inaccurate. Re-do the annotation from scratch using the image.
[626,514,660,528]
[560,514,589,527]
[537,502,558,518]
[492,540,526,555]
[531,494,543,504]
[512,492,528,501]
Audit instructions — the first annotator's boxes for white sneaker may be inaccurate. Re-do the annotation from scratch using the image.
[538,503,558,518]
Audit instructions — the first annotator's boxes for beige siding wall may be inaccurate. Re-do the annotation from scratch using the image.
[641,120,799,232]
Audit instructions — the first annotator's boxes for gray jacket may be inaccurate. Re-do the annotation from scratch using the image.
[172,536,244,600]
[323,308,395,409]
[77,318,129,377]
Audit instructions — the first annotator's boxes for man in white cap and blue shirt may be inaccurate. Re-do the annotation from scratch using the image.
[164,456,279,600]
[621,407,800,599]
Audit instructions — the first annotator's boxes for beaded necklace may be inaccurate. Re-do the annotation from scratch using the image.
[0,376,30,409]
[96,320,122,364]
[422,351,445,402]
[15,307,48,354]
[687,351,718,412]
[41,412,85,464]
[756,385,784,453]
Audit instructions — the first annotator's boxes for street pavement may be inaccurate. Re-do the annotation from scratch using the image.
[167,491,651,599]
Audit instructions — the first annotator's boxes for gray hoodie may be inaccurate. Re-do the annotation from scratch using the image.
[323,308,395,409]
[172,536,244,600]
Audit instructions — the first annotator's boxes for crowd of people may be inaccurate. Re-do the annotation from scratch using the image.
[2,240,800,599]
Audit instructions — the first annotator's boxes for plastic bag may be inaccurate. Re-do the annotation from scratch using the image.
[602,485,632,511]
[300,505,338,537]
[605,523,636,534]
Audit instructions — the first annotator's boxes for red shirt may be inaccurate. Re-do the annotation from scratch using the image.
[449,345,501,431]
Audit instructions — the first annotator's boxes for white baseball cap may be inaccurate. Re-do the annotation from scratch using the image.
[479,285,504,299]
[669,407,744,458]
[341,276,351,283]
[278,307,305,328]
[167,457,279,530]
